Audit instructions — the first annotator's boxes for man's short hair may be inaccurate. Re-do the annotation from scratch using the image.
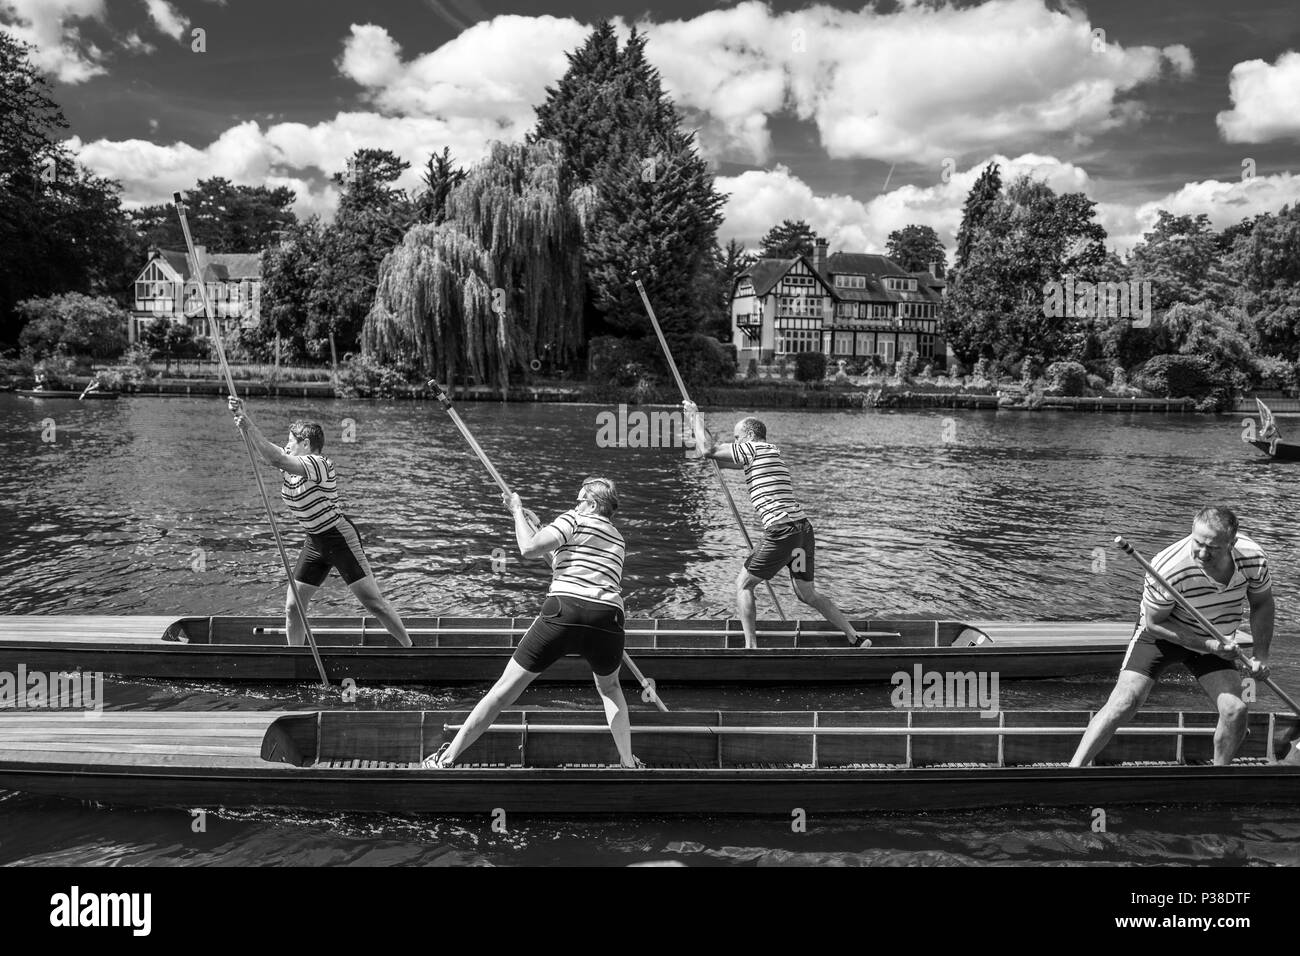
[581,476,619,517]
[1193,506,1238,538]
[736,417,766,441]
[290,421,325,454]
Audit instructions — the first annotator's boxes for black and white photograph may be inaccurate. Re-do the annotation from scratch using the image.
[0,0,1298,920]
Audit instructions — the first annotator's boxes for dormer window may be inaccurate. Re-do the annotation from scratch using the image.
[833,275,866,289]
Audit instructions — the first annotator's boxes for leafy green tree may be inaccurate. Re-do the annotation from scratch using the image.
[954,162,1002,270]
[16,293,127,358]
[140,316,196,373]
[365,139,586,391]
[942,173,1108,367]
[886,225,946,274]
[1128,211,1220,312]
[417,147,467,225]
[128,177,297,253]
[1,34,134,344]
[759,219,817,259]
[532,22,726,356]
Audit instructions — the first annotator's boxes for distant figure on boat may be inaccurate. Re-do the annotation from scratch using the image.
[226,397,411,648]
[1070,506,1274,767]
[424,477,641,769]
[682,401,865,649]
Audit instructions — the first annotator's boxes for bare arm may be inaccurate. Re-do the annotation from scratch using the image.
[1140,603,1237,658]
[1246,587,1274,663]
[228,399,307,476]
[505,494,560,564]
[683,401,744,469]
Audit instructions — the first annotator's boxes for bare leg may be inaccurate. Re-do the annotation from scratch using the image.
[594,668,637,766]
[791,577,862,646]
[348,576,412,647]
[439,660,539,764]
[285,581,319,647]
[736,567,762,648]
[1069,671,1153,767]
[1198,669,1248,765]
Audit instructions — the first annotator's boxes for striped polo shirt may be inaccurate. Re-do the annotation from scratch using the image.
[1141,532,1271,635]
[729,440,807,529]
[545,509,626,610]
[281,454,344,535]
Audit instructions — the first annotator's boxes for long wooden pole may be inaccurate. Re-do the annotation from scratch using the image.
[630,270,787,620]
[427,381,669,711]
[173,191,330,687]
[1115,535,1298,715]
[447,722,1233,738]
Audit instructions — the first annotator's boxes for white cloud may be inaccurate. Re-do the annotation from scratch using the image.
[69,114,500,217]
[1217,51,1300,143]
[143,0,188,42]
[639,0,1192,166]
[0,0,108,83]
[717,154,1099,254]
[338,17,587,138]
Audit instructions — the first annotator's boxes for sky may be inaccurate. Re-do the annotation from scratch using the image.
[3,0,1299,256]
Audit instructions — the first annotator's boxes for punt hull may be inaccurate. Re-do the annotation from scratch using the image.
[1249,439,1300,461]
[0,708,1295,815]
[0,615,1142,684]
[2,764,1298,815]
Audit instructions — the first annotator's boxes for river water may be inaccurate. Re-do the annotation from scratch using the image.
[0,393,1297,866]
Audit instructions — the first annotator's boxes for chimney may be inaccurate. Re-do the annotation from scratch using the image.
[814,237,828,273]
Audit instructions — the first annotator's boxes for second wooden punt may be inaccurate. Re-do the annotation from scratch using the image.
[0,707,1295,814]
[0,615,1153,684]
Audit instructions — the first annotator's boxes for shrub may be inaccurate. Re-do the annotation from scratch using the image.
[32,354,76,390]
[745,358,759,380]
[1134,354,1217,399]
[793,351,827,382]
[920,364,934,379]
[1085,373,1106,393]
[588,336,660,388]
[1045,360,1088,397]
[16,293,128,359]
[1252,355,1297,392]
[1110,367,1128,390]
[898,351,917,383]
[334,354,412,398]
[91,365,143,391]
[678,334,738,388]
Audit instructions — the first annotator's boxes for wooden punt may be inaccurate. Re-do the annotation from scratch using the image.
[15,389,118,400]
[0,708,1296,814]
[0,615,1154,684]
[1247,398,1300,459]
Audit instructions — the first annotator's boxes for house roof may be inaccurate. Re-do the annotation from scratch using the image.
[738,258,797,297]
[733,250,945,306]
[147,248,263,282]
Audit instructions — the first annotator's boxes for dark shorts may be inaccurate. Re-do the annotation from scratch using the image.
[746,518,815,582]
[294,517,373,587]
[1121,623,1237,682]
[513,595,625,677]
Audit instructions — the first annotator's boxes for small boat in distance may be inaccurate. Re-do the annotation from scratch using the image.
[0,707,1295,814]
[15,389,118,400]
[1247,398,1300,460]
[0,615,1155,685]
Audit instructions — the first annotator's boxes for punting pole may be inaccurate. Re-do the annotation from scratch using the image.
[1115,535,1299,719]
[427,380,669,711]
[173,191,330,688]
[630,270,787,621]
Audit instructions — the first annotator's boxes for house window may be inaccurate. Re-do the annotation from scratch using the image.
[775,329,821,354]
[854,332,875,356]
[778,296,823,318]
[833,275,866,289]
[919,334,935,359]
[833,331,854,354]
[885,277,917,292]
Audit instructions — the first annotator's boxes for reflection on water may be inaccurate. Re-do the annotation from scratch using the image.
[0,394,1297,865]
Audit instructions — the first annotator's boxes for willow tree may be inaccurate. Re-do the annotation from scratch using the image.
[364,139,587,391]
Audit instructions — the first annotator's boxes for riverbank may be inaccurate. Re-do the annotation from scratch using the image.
[2,375,1216,411]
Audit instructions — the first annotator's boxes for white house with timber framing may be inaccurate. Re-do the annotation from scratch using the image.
[731,238,947,368]
[129,246,262,343]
